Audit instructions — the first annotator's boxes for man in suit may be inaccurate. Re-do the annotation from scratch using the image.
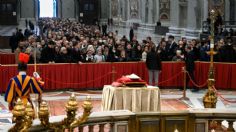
[166,35,177,61]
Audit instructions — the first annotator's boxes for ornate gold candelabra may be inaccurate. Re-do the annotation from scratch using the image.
[203,9,218,108]
[10,94,93,131]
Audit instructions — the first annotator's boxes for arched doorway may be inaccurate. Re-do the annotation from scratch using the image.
[38,0,57,17]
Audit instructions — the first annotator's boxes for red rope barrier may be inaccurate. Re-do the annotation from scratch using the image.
[212,86,236,103]
[44,72,113,85]
[156,71,183,85]
[186,71,208,88]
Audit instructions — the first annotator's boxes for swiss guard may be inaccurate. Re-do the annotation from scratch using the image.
[4,52,44,110]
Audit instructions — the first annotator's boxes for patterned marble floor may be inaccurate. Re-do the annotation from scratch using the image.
[1,89,236,117]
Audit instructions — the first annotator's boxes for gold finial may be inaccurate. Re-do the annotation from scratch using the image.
[38,101,50,127]
[65,93,78,111]
[39,101,49,116]
[9,99,27,132]
[12,98,26,117]
[25,102,35,118]
[22,102,35,131]
[83,96,92,112]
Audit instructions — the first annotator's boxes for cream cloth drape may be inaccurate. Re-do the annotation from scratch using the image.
[102,85,160,112]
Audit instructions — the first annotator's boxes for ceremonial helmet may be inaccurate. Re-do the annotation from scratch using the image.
[18,52,29,71]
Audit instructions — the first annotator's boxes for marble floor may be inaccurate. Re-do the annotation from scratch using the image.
[0,20,161,43]
[1,89,236,118]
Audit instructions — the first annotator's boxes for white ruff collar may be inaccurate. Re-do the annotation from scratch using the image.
[19,71,26,75]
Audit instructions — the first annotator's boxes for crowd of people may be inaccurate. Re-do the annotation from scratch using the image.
[9,18,236,65]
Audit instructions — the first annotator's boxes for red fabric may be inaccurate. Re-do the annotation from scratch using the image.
[158,62,185,87]
[18,53,29,64]
[0,53,15,64]
[0,62,236,92]
[117,76,132,83]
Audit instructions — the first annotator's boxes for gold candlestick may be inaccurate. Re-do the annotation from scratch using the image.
[203,9,218,108]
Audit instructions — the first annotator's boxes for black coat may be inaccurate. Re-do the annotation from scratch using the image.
[9,35,18,49]
[219,45,236,62]
[71,48,82,63]
[58,53,72,63]
[146,51,162,70]
[166,42,178,60]
[40,46,55,63]
[185,50,195,72]
[129,29,134,41]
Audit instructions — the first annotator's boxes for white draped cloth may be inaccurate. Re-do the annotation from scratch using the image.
[102,85,160,112]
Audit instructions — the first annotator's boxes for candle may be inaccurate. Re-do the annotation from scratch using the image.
[174,129,179,132]
[210,43,214,49]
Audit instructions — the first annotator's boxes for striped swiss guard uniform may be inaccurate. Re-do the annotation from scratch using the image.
[5,71,43,110]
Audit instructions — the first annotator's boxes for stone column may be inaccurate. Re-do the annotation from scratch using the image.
[203,0,208,22]
[166,0,182,39]
[148,0,153,24]
[154,0,160,23]
[225,0,230,21]
[229,0,235,22]
[140,0,145,22]
[109,0,112,19]
[58,0,62,18]
[100,0,109,23]
[184,0,201,39]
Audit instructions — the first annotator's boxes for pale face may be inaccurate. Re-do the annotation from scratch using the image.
[97,49,102,55]
[144,46,149,52]
[127,44,132,49]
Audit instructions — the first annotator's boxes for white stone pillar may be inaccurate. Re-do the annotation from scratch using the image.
[170,0,180,27]
[140,0,145,22]
[203,0,209,21]
[225,0,230,21]
[100,0,105,20]
[166,0,182,40]
[187,0,197,29]
[109,0,112,19]
[148,0,153,24]
[184,0,203,39]
[155,0,160,22]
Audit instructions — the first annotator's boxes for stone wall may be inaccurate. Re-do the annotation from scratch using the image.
[61,0,75,19]
[21,0,35,19]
